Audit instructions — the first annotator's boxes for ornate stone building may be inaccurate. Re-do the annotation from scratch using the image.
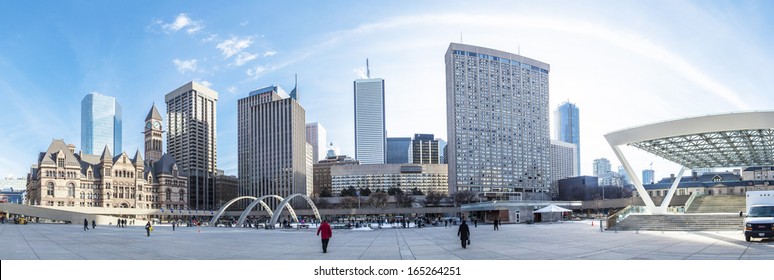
[26,105,188,210]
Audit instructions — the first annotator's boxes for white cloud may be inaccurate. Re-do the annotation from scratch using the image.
[228,86,237,94]
[246,66,265,79]
[240,20,249,26]
[199,80,213,88]
[163,13,204,34]
[263,50,277,57]
[216,36,254,58]
[172,59,198,73]
[202,34,218,42]
[235,52,258,66]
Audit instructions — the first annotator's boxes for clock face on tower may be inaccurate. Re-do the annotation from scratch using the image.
[146,122,152,129]
[153,121,161,129]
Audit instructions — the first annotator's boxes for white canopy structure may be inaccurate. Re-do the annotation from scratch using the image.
[605,111,774,214]
[534,204,573,222]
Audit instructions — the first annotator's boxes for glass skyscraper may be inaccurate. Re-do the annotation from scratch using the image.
[446,43,551,200]
[554,101,580,176]
[81,92,122,155]
[386,137,412,164]
[354,78,386,164]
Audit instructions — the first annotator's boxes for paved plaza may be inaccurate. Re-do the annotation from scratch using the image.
[1,220,772,260]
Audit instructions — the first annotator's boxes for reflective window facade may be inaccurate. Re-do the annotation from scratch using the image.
[81,93,122,155]
[554,102,580,175]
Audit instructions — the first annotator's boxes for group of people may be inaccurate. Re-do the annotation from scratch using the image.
[82,219,95,231]
[116,218,130,228]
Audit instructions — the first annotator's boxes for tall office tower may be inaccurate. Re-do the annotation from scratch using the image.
[642,169,655,185]
[238,85,307,209]
[144,104,163,162]
[593,158,612,176]
[386,137,412,164]
[550,140,578,198]
[81,92,122,155]
[165,81,218,210]
[306,122,327,163]
[354,77,386,164]
[412,134,440,164]
[446,43,551,200]
[554,101,580,176]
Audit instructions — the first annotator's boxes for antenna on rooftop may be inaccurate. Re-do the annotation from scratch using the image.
[366,59,371,79]
[460,32,463,43]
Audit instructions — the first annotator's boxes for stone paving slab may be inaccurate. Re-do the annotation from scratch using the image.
[1,220,773,260]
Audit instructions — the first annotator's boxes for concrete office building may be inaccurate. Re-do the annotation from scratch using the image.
[165,81,218,210]
[330,164,448,195]
[412,134,440,164]
[386,137,412,164]
[446,42,551,200]
[354,78,386,164]
[81,92,122,155]
[306,122,327,163]
[554,101,580,176]
[313,146,359,197]
[238,85,308,209]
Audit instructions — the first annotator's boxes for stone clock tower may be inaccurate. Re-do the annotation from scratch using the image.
[144,104,163,162]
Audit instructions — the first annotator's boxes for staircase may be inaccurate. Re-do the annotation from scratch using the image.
[686,195,745,213]
[612,214,743,231]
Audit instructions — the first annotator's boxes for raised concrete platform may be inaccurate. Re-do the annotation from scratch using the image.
[1,220,772,260]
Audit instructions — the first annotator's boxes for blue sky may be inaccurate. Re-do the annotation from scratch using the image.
[2,1,774,181]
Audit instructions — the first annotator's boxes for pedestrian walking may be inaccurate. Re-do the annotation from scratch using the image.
[145,221,152,237]
[473,218,478,228]
[172,221,176,231]
[457,220,470,249]
[83,219,89,231]
[494,218,499,231]
[316,220,332,253]
[92,219,96,229]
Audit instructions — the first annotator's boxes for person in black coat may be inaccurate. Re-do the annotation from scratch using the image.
[457,220,470,249]
[83,219,89,231]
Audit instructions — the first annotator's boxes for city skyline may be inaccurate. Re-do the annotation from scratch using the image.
[2,1,774,182]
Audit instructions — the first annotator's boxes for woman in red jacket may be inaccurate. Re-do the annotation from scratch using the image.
[316,220,333,253]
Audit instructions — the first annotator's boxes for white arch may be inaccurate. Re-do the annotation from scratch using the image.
[209,196,257,226]
[269,194,321,226]
[236,195,285,226]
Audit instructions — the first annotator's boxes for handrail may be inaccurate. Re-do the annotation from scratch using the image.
[683,192,702,213]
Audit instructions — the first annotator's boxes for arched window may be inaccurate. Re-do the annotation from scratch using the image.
[80,192,85,199]
[67,183,75,197]
[47,182,55,197]
[179,189,185,202]
[166,189,172,201]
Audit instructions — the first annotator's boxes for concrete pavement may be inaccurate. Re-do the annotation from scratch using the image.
[1,220,772,260]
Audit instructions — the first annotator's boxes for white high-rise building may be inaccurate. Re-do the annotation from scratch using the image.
[446,43,551,200]
[550,140,578,195]
[354,78,386,164]
[593,158,612,176]
[165,81,218,210]
[306,122,327,164]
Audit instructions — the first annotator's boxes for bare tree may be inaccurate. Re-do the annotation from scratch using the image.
[367,192,389,208]
[313,198,331,209]
[423,191,445,207]
[453,190,477,206]
[340,196,358,209]
[395,192,415,208]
